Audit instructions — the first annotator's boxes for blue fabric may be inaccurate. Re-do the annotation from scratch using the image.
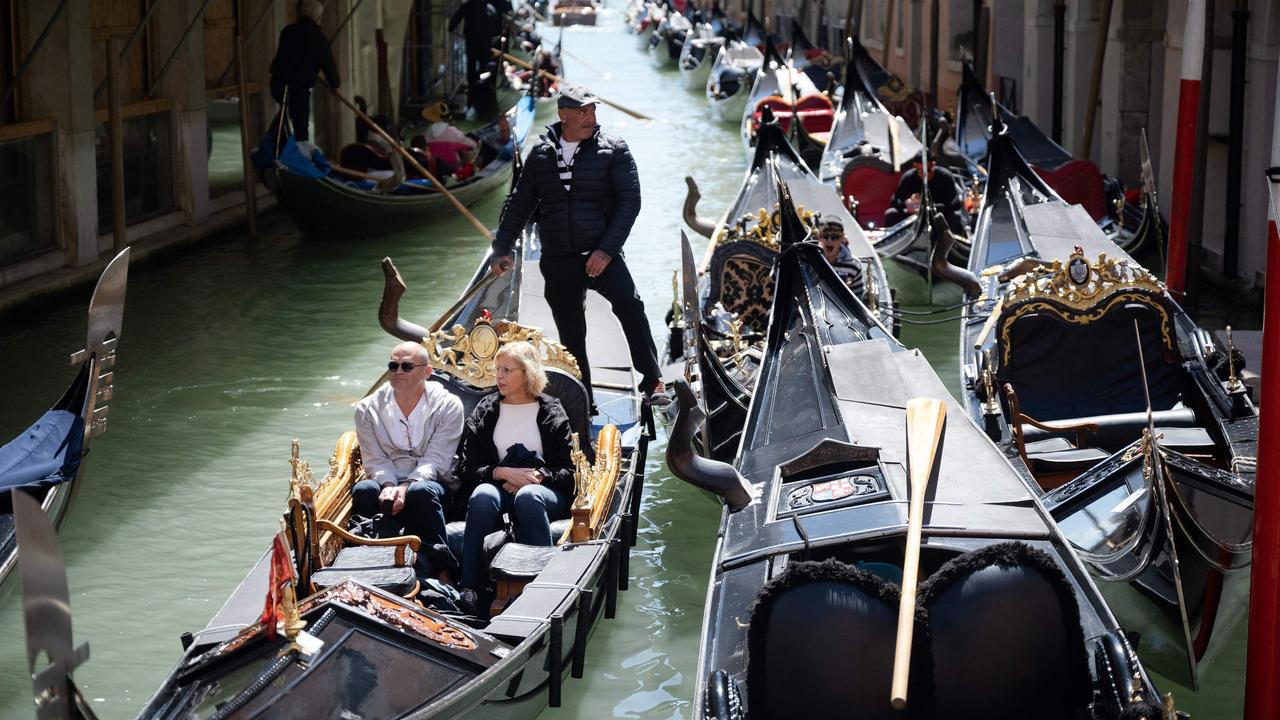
[460,482,570,589]
[0,410,83,492]
[278,136,331,178]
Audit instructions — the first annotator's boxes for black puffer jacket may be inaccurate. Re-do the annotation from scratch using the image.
[456,393,578,497]
[493,123,642,259]
[269,17,340,88]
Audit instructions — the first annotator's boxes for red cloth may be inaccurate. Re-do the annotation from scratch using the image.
[841,164,904,229]
[1033,159,1107,221]
[257,533,295,641]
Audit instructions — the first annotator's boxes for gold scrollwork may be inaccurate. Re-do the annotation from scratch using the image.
[717,202,823,249]
[423,317,582,389]
[1003,251,1165,309]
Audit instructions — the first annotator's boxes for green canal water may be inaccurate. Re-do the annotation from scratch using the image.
[0,8,1251,718]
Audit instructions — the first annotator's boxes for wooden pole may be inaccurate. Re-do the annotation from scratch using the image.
[1052,0,1066,144]
[495,51,652,120]
[1166,0,1207,296]
[322,82,494,241]
[108,37,128,254]
[881,0,895,66]
[890,397,947,710]
[235,34,258,242]
[1243,49,1280,720]
[1078,0,1112,157]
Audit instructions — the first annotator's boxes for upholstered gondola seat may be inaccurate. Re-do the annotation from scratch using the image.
[707,240,777,334]
[311,545,419,597]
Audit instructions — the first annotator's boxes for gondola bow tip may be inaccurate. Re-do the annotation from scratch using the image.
[666,378,753,512]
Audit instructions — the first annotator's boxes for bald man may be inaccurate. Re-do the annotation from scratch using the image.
[353,342,464,576]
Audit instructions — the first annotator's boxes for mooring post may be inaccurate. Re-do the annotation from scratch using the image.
[1244,53,1280,720]
[234,35,258,243]
[1052,0,1065,144]
[1165,0,1207,296]
[1222,0,1249,279]
[108,36,128,254]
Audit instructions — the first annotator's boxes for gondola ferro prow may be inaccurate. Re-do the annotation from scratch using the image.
[665,379,753,511]
[72,247,130,442]
[560,425,623,544]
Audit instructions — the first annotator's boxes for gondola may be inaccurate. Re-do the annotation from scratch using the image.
[954,65,1162,257]
[650,10,693,68]
[958,113,1254,690]
[816,36,922,232]
[675,110,898,461]
[0,248,129,600]
[506,30,564,118]
[141,224,655,718]
[679,22,724,89]
[267,95,536,238]
[705,39,764,123]
[739,36,831,164]
[549,0,599,26]
[662,167,1169,720]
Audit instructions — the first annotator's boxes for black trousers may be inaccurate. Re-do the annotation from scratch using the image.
[540,253,662,399]
[269,77,313,142]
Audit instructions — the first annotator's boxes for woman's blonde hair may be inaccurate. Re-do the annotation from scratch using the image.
[496,341,547,397]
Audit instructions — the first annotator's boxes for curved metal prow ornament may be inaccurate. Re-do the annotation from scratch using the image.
[666,379,753,511]
[14,490,97,720]
[379,257,432,343]
[72,248,129,444]
[682,175,718,238]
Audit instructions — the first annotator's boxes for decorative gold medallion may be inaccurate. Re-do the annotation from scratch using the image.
[468,320,500,360]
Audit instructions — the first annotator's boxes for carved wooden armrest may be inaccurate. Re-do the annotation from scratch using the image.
[316,519,422,567]
[1018,416,1099,447]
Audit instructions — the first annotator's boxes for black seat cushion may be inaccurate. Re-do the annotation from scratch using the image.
[1000,295,1182,422]
[746,558,932,720]
[445,520,509,563]
[311,545,417,596]
[1156,425,1216,454]
[545,369,594,462]
[918,542,1091,719]
[1026,445,1110,474]
[490,543,558,582]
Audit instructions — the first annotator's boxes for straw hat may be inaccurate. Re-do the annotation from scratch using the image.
[421,102,450,123]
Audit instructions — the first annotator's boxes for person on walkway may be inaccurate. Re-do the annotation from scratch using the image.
[815,215,866,298]
[352,342,464,577]
[489,86,668,406]
[268,0,340,147]
[449,0,500,85]
[455,342,578,614]
[883,158,965,236]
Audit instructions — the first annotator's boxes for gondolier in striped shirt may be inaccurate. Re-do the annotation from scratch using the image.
[490,86,668,407]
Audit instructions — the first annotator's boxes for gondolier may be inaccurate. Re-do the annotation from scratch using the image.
[490,86,667,406]
[267,0,340,146]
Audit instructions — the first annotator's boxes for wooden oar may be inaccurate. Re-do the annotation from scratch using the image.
[322,81,494,241]
[890,396,948,710]
[495,50,652,121]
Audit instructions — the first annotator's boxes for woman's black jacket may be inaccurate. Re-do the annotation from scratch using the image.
[456,393,577,497]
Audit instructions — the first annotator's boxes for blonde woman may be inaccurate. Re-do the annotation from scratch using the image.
[455,342,578,610]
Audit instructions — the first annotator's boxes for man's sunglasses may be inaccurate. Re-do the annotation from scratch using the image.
[387,361,427,373]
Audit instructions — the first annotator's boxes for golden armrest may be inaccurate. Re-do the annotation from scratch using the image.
[316,518,422,567]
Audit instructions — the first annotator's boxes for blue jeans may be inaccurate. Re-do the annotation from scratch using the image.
[352,478,449,572]
[460,483,571,590]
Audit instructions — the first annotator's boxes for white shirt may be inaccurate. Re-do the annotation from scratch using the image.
[558,137,581,166]
[353,381,465,490]
[493,401,543,460]
[427,121,477,148]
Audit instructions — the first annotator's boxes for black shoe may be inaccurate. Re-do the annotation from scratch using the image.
[644,379,672,408]
[458,588,479,616]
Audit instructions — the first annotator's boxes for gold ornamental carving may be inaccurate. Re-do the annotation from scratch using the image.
[424,317,582,388]
[997,250,1174,365]
[716,202,823,249]
[1002,250,1165,311]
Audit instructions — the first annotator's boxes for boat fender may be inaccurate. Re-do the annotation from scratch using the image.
[665,379,753,512]
[704,670,744,720]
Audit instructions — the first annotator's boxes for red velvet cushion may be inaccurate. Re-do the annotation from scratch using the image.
[841,164,904,229]
[1033,159,1107,221]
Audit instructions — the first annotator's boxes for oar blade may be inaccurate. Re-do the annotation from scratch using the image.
[906,397,947,493]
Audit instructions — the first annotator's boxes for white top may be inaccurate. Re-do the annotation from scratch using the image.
[493,401,543,460]
[558,137,581,166]
[427,121,477,148]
